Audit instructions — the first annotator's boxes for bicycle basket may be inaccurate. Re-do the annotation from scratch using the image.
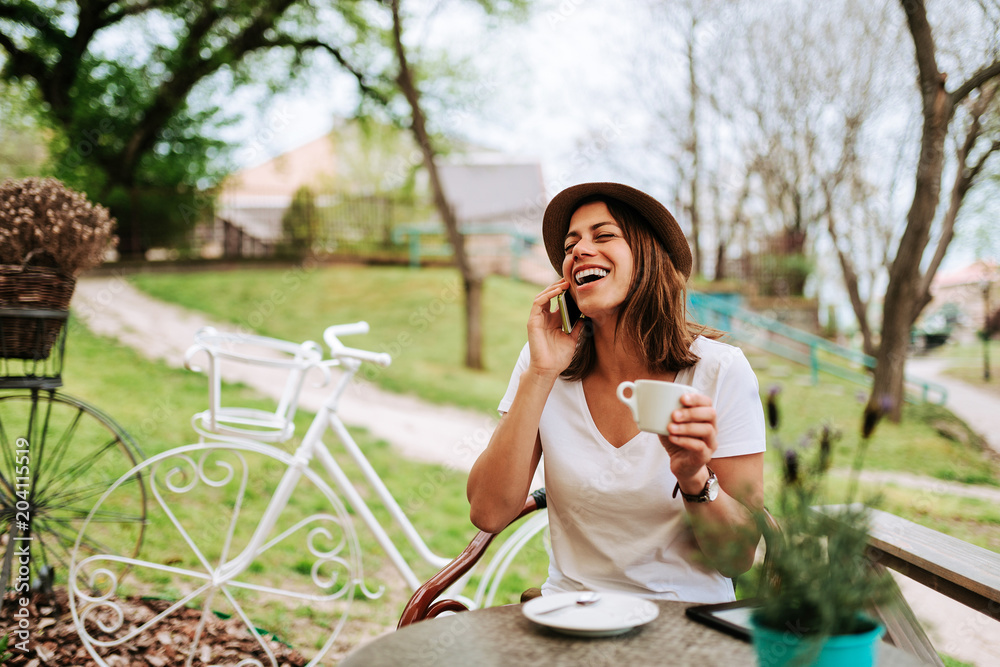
[0,265,75,354]
[0,309,68,389]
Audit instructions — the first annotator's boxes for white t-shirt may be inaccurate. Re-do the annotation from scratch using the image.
[497,336,766,603]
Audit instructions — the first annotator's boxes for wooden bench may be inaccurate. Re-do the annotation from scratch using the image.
[822,507,1000,666]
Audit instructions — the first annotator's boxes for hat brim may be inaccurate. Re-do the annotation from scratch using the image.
[542,182,692,280]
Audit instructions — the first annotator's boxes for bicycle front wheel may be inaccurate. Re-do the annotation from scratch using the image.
[71,441,370,667]
[0,391,147,593]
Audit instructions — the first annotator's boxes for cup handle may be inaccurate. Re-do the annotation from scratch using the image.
[616,381,638,422]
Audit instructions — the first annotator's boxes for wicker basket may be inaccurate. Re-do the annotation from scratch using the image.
[0,265,76,360]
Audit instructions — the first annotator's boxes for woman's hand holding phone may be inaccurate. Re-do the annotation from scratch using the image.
[526,280,582,378]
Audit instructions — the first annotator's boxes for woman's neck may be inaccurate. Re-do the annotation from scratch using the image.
[589,317,649,383]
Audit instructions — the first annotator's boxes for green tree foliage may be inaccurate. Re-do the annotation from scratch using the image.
[0,0,390,255]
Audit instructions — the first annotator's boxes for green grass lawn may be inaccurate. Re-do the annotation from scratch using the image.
[130,265,1000,486]
[131,264,534,413]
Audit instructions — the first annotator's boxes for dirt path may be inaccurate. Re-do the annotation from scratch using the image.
[907,356,1000,455]
[74,275,499,473]
[72,275,999,666]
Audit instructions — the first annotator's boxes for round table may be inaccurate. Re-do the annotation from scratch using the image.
[340,601,930,666]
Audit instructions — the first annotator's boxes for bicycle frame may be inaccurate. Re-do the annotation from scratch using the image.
[72,321,550,666]
[184,324,456,594]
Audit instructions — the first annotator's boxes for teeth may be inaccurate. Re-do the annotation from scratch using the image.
[574,268,608,285]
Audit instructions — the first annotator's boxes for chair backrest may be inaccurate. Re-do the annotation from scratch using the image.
[398,489,548,628]
[184,327,324,443]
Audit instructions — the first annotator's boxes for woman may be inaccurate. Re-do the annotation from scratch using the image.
[467,182,765,603]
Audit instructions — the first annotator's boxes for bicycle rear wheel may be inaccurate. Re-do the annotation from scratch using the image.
[0,391,147,596]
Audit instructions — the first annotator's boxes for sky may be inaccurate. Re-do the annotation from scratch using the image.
[235,0,638,190]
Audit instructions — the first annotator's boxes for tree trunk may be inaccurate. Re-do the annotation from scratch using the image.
[868,2,1000,420]
[389,0,483,369]
[870,0,953,421]
[465,276,484,369]
[686,17,702,278]
[714,241,726,281]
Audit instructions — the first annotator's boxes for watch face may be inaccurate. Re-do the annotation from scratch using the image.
[706,474,720,501]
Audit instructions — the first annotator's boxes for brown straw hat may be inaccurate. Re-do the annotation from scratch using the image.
[542,182,692,279]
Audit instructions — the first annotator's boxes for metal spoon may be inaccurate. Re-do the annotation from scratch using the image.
[534,591,601,615]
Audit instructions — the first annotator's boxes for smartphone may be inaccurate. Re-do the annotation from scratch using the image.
[555,292,581,334]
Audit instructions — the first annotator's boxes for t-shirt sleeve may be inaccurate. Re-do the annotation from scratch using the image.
[497,343,531,414]
[712,347,767,458]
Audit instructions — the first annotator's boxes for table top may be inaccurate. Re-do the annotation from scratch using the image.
[340,601,930,667]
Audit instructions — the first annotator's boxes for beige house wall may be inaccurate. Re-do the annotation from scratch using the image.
[222,134,339,198]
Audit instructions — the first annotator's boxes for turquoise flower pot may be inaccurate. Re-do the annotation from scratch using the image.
[750,617,885,667]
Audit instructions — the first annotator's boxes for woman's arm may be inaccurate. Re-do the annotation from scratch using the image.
[663,393,765,577]
[467,279,581,533]
[467,392,546,533]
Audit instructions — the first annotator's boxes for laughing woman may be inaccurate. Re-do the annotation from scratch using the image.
[467,182,766,603]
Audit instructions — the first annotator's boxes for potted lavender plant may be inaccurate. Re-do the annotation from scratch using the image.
[750,389,897,667]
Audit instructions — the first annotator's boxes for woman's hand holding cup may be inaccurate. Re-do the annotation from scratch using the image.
[616,380,718,484]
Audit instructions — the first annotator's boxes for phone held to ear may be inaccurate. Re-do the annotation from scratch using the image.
[555,292,581,335]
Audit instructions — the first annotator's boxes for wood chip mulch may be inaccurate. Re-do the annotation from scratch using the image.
[0,588,309,666]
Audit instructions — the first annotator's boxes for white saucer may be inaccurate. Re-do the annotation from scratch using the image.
[522,591,659,637]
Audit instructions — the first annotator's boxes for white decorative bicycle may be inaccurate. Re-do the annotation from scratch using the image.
[69,322,549,666]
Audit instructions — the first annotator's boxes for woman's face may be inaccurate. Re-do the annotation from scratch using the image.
[561,200,634,319]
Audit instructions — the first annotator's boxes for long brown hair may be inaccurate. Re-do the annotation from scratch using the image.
[561,196,721,381]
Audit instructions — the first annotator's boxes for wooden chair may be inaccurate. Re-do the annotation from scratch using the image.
[398,488,548,628]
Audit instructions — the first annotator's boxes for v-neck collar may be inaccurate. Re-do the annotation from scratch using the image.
[575,378,643,451]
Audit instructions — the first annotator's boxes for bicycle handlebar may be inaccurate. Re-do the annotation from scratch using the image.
[323,322,392,368]
[325,322,370,337]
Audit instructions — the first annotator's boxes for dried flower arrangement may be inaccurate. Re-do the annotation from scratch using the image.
[1,178,116,362]
[0,177,117,277]
[750,388,897,667]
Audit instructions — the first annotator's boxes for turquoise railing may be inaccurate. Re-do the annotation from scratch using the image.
[688,292,947,404]
[391,223,538,280]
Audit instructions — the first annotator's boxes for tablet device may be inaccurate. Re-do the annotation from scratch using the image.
[684,598,760,642]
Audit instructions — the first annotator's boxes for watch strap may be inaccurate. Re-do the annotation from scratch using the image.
[672,467,717,503]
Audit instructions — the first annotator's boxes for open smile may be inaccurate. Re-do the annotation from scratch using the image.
[574,267,609,286]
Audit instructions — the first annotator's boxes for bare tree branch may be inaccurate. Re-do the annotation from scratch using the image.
[950,60,1000,108]
[266,36,395,107]
[100,0,181,25]
[918,84,1000,310]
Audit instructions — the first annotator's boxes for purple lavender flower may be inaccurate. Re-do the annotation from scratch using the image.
[818,423,836,472]
[767,385,781,430]
[862,395,893,439]
[783,449,799,484]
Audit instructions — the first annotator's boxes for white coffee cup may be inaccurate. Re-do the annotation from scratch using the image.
[616,380,699,435]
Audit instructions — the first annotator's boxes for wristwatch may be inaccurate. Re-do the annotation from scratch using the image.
[672,467,719,503]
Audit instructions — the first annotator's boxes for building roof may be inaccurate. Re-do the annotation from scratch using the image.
[437,160,546,231]
[932,260,999,290]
